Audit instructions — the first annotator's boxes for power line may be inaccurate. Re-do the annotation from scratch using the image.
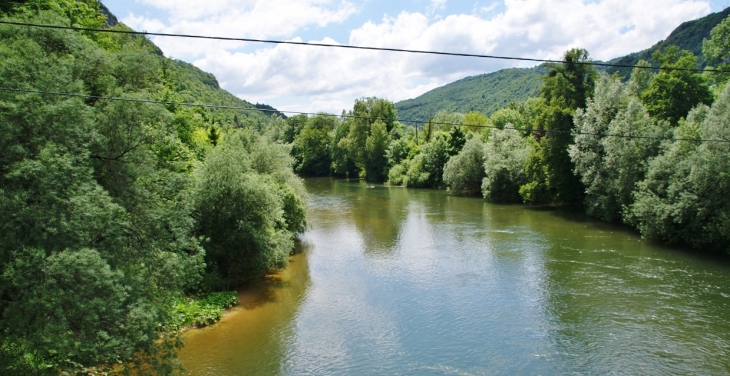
[2,87,728,144]
[0,20,725,74]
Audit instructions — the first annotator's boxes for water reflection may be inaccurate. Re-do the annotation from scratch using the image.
[180,178,730,375]
[178,251,311,375]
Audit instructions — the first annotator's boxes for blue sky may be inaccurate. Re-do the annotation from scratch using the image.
[101,0,726,113]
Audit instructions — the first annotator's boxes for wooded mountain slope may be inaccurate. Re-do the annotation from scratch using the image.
[395,66,546,122]
[395,7,730,121]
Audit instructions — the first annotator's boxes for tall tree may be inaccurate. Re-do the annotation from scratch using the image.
[364,120,390,182]
[641,46,713,125]
[521,48,597,205]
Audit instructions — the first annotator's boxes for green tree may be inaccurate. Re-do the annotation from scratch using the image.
[342,98,397,177]
[448,126,466,156]
[703,14,730,83]
[629,84,730,252]
[521,48,597,205]
[418,133,451,188]
[570,74,668,222]
[483,128,531,202]
[332,120,357,177]
[443,136,485,196]
[641,46,713,125]
[462,111,488,133]
[0,16,204,373]
[194,130,305,290]
[364,120,390,182]
[627,60,654,98]
[293,114,335,176]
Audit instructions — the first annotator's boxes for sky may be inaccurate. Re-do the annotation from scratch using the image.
[101,0,729,114]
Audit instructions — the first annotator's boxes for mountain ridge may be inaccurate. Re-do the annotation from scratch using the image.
[395,7,730,122]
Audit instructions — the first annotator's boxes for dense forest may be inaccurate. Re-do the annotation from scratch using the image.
[0,0,306,374]
[395,66,547,122]
[286,15,730,255]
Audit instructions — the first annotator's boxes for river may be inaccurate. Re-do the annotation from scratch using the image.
[179,177,730,375]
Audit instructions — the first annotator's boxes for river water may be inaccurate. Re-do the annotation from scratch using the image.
[179,178,730,375]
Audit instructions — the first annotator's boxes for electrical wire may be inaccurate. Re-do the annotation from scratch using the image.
[0,20,726,74]
[2,87,728,144]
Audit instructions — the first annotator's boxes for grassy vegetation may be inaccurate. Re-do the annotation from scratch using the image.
[170,292,239,330]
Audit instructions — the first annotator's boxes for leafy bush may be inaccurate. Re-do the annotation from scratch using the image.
[170,291,239,329]
[482,128,531,202]
[443,136,486,196]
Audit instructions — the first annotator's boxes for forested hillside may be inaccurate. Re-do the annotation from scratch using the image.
[397,7,730,119]
[0,1,305,374]
[395,66,546,122]
[606,7,730,77]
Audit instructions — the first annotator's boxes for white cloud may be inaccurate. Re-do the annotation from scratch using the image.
[122,0,358,58]
[127,0,712,114]
[122,13,166,33]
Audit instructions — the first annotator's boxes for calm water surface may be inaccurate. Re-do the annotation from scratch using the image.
[179,178,730,375]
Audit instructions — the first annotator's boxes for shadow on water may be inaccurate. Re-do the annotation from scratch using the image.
[178,249,312,376]
[527,205,730,266]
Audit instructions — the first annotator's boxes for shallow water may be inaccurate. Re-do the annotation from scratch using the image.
[179,178,730,375]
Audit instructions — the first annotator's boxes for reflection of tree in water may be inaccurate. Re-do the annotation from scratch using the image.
[342,180,411,256]
[535,210,730,374]
[179,249,312,375]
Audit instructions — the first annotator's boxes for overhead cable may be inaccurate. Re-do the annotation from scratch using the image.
[2,87,728,144]
[0,20,726,74]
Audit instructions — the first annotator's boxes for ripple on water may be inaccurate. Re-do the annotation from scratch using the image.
[179,178,730,375]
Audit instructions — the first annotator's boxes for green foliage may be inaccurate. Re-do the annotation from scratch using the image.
[0,4,294,373]
[170,291,238,329]
[641,46,713,125]
[521,49,597,205]
[194,130,306,290]
[461,111,489,134]
[395,67,546,122]
[331,120,357,177]
[571,74,668,222]
[482,129,531,202]
[627,60,654,98]
[406,133,451,188]
[364,120,390,182]
[333,97,397,178]
[703,14,730,83]
[386,138,412,168]
[293,114,335,176]
[0,10,207,373]
[629,84,730,252]
[448,126,466,156]
[606,7,730,78]
[490,107,525,131]
[443,136,485,196]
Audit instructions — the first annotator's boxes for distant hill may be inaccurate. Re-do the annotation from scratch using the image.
[98,4,283,127]
[396,7,730,122]
[605,6,730,78]
[395,66,546,122]
[168,59,286,126]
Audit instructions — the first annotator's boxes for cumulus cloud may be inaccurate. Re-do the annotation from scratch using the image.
[123,0,358,57]
[124,0,712,114]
